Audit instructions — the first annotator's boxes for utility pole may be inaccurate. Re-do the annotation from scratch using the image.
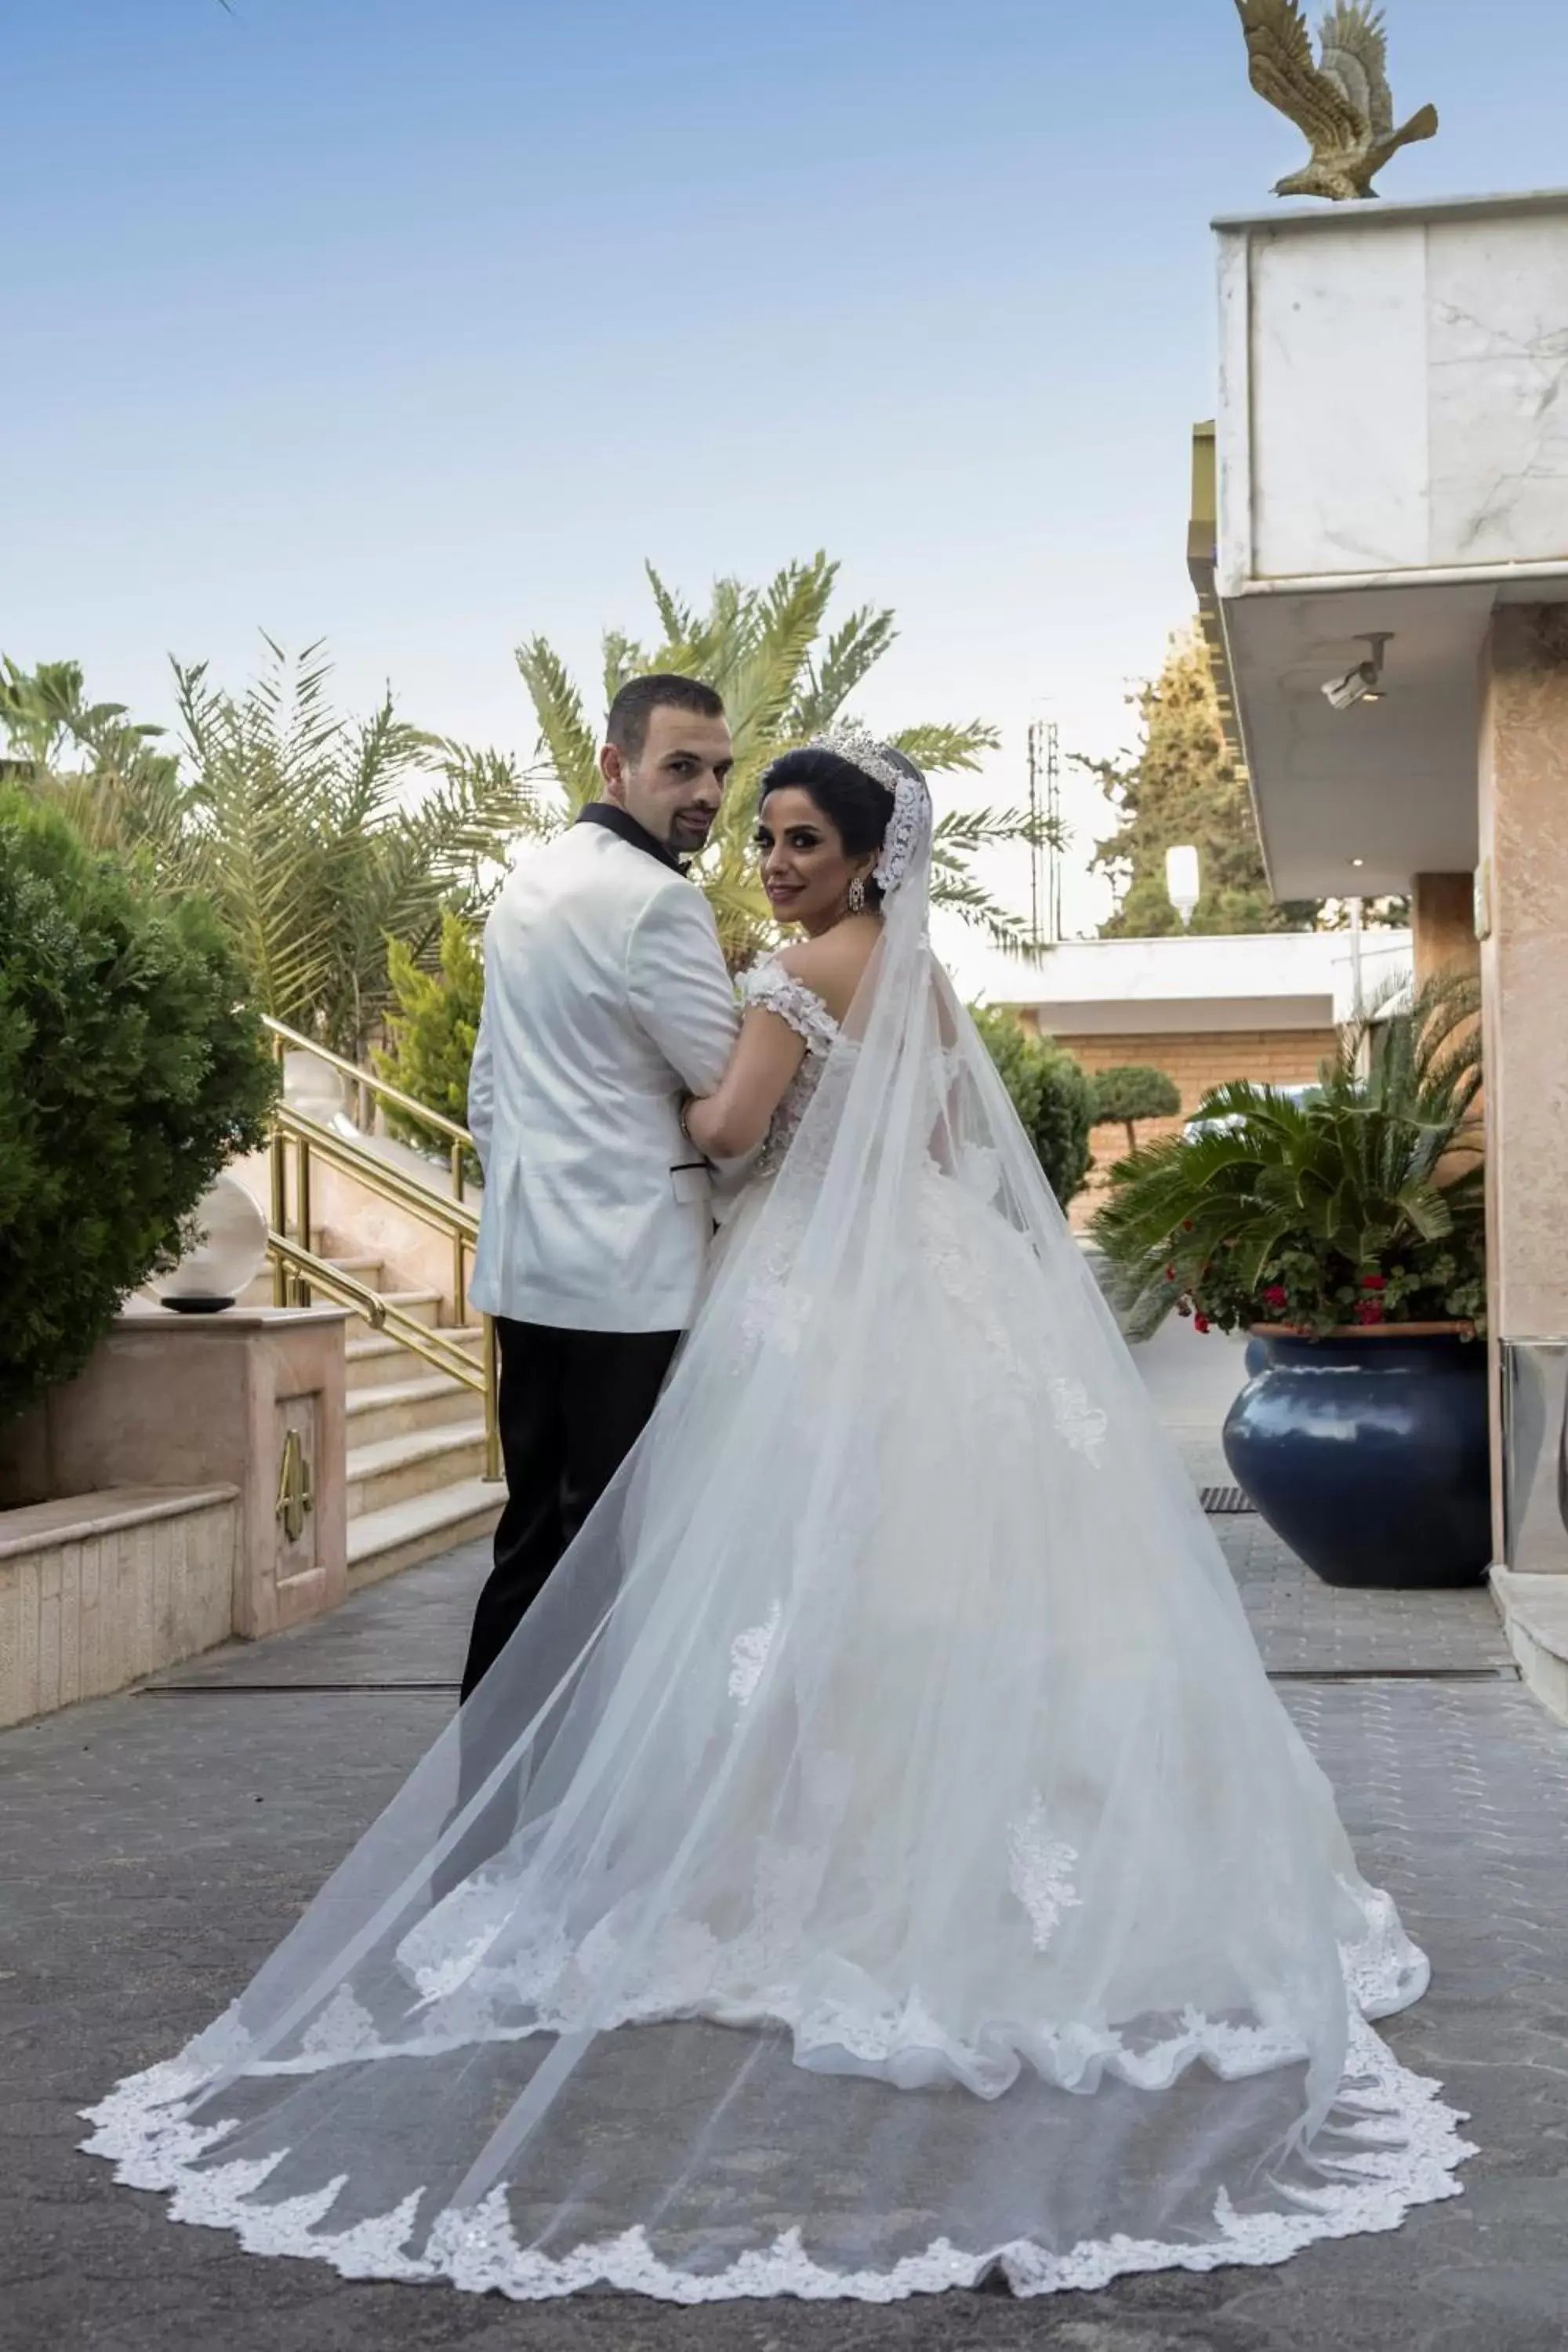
[1026,717,1063,947]
[1046,720,1062,944]
[1026,723,1041,949]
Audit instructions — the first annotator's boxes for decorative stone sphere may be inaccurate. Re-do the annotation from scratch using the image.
[159,1173,269,1313]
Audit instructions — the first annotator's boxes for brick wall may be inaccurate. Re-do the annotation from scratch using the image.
[1025,1025,1338,1231]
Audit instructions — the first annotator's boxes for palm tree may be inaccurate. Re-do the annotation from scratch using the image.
[516,554,1051,968]
[170,642,539,1061]
[0,657,190,869]
[1,644,539,1065]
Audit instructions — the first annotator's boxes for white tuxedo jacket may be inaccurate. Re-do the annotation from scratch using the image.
[466,815,739,1334]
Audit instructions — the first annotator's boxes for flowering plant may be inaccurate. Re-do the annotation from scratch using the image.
[1093,977,1486,1341]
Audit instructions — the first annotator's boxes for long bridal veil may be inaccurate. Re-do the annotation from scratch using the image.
[85,756,1470,2299]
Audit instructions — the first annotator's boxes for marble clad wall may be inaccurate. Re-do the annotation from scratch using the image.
[1234,201,1568,584]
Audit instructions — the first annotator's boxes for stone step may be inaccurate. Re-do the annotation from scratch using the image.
[322,1250,386,1290]
[347,1420,488,1519]
[345,1372,478,1450]
[347,1477,503,1592]
[345,1326,485,1393]
[239,1254,389,1311]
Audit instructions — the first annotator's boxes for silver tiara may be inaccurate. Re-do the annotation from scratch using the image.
[809,721,931,898]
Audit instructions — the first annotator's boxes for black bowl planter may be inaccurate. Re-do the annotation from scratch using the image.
[1222,1327,1492,1589]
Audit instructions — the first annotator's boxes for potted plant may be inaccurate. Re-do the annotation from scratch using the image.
[1092,979,1490,1588]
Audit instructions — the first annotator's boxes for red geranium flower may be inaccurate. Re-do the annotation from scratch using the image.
[1360,1274,1387,1292]
[1262,1284,1288,1310]
[1355,1301,1385,1326]
[1193,1313,1211,1334]
[1166,1265,1178,1280]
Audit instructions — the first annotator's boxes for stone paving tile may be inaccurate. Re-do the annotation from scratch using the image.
[145,1538,488,1688]
[3,1486,1565,2347]
[1210,1511,1512,1676]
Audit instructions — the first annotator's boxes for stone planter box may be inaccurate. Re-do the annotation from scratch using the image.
[0,1485,238,1728]
[0,1305,350,1720]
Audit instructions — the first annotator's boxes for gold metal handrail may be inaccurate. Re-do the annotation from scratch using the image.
[263,1022,499,1482]
[267,1234,500,1479]
[262,1014,471,1145]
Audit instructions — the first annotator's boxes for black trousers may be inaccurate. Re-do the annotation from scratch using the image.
[459,1316,681,1704]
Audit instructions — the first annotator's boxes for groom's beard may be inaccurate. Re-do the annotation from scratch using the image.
[669,807,717,854]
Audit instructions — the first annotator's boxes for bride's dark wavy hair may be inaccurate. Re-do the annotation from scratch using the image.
[760,746,904,908]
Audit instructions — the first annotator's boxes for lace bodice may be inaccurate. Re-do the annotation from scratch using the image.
[740,959,841,1181]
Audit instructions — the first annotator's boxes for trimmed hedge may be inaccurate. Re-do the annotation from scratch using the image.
[970,1007,1094,1207]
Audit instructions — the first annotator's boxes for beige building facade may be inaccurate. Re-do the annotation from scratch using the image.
[989,929,1410,1221]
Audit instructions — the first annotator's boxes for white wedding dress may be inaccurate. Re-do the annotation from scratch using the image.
[83,755,1471,2301]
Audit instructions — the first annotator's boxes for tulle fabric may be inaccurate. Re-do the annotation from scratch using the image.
[82,818,1472,2299]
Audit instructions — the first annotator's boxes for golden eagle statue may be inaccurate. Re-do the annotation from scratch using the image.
[1236,1,1438,200]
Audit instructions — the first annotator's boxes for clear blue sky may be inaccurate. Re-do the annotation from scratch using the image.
[7,0,1566,949]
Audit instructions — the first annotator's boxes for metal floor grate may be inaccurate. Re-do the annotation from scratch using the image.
[142,1679,460,1695]
[1268,1664,1518,1684]
[139,1669,1519,1696]
[1200,1485,1256,1515]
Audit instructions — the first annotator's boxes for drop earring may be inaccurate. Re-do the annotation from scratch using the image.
[846,877,867,916]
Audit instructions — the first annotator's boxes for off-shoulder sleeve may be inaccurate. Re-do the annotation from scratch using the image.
[739,960,840,1057]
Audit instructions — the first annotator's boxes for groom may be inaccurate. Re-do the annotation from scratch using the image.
[461,673,739,1702]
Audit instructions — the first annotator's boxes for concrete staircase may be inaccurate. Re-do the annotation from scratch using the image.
[249,1249,500,1588]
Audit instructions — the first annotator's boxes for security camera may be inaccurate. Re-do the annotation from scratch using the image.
[1322,633,1392,713]
[1323,666,1377,712]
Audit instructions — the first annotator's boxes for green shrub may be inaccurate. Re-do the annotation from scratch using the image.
[970,1007,1094,1207]
[0,788,277,1419]
[376,911,485,1181]
[1091,1063,1181,1153]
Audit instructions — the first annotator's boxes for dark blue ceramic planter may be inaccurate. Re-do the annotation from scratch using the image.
[1223,1331,1491,1588]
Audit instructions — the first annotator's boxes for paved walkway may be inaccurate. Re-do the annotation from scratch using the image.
[5,1323,1568,2350]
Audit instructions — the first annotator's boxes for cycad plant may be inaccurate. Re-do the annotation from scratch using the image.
[1092,977,1486,1339]
[516,554,1050,967]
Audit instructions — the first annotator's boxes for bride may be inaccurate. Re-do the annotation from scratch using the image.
[84,725,1471,2302]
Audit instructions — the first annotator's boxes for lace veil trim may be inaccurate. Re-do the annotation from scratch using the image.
[81,2005,1472,2304]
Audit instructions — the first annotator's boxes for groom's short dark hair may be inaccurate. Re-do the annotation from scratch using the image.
[606,673,724,764]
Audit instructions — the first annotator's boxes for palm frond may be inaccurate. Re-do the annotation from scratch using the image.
[644,563,700,653]
[515,636,601,809]
[891,720,1000,776]
[931,802,1065,857]
[601,630,648,710]
[788,604,898,735]
[929,873,1040,957]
